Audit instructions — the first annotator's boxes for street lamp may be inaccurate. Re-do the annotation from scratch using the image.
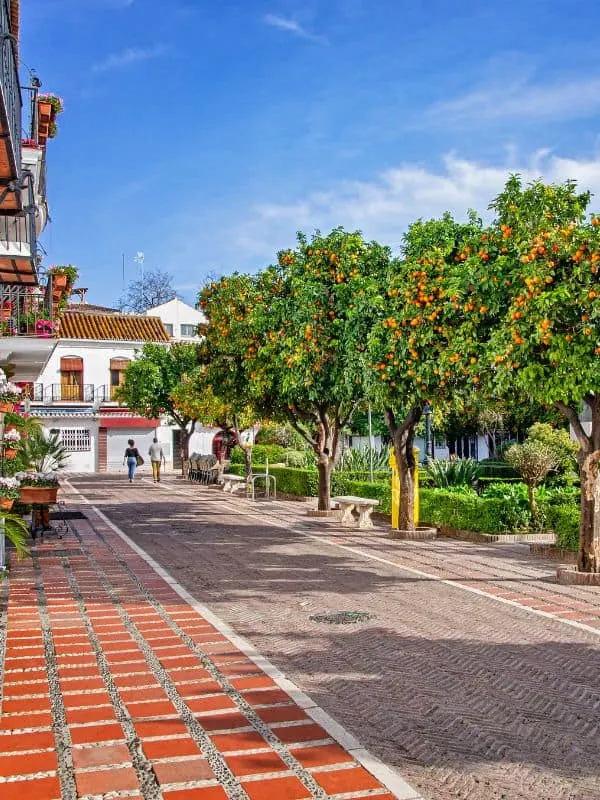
[423,402,433,465]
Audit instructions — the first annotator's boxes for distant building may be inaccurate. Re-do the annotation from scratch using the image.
[145,297,205,341]
[27,311,172,473]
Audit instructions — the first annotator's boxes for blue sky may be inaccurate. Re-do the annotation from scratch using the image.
[21,0,600,307]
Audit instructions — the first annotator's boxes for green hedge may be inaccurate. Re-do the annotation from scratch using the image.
[477,460,520,479]
[420,489,519,534]
[225,465,579,543]
[543,504,580,551]
[230,444,288,465]
[228,465,318,497]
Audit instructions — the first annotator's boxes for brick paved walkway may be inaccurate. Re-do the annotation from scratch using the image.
[0,479,418,800]
[59,474,600,800]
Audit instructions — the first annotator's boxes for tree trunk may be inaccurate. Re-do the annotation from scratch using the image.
[317,457,333,511]
[578,447,600,572]
[180,427,191,476]
[242,443,252,480]
[527,483,537,524]
[558,397,600,573]
[385,405,422,532]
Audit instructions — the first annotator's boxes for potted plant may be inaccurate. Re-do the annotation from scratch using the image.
[3,428,21,459]
[35,318,56,338]
[48,265,78,292]
[15,471,59,505]
[0,379,22,413]
[38,94,64,118]
[0,477,20,510]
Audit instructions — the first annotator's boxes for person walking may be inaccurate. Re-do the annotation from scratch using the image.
[148,437,165,483]
[123,439,141,483]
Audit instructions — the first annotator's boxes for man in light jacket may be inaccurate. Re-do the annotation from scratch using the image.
[149,438,166,483]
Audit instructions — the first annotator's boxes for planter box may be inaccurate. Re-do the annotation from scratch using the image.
[38,101,52,122]
[19,485,58,505]
[51,274,68,291]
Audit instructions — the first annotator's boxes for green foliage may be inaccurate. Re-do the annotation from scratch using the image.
[255,422,308,450]
[526,423,578,471]
[283,449,312,468]
[230,444,287,465]
[18,430,68,473]
[118,342,200,427]
[420,488,529,533]
[228,464,318,497]
[335,446,390,473]
[543,504,580,551]
[477,459,520,479]
[505,440,559,487]
[2,514,30,559]
[426,458,480,488]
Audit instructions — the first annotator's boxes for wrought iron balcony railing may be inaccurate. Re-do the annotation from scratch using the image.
[49,384,96,403]
[0,0,21,181]
[0,282,55,336]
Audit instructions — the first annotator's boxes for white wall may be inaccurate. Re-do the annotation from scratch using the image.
[146,298,206,342]
[38,417,99,473]
[37,340,144,397]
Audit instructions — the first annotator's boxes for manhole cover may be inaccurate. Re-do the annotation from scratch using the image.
[309,611,375,625]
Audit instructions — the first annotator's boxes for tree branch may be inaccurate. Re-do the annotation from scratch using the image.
[556,401,590,451]
[285,408,318,450]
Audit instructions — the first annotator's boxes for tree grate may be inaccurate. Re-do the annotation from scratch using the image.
[309,610,375,625]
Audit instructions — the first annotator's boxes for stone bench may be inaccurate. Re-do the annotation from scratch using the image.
[221,474,247,494]
[332,496,380,529]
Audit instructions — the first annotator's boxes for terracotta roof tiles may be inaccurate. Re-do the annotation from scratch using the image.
[58,311,170,342]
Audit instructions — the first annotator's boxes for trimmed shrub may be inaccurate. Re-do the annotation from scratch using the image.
[477,460,520,479]
[420,488,527,534]
[543,504,580,551]
[230,444,287,465]
[228,465,318,497]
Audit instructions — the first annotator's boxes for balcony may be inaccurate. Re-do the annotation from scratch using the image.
[0,282,55,336]
[27,384,110,404]
[0,0,21,212]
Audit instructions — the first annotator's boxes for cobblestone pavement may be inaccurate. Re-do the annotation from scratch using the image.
[3,475,600,800]
[0,480,417,800]
[64,474,600,800]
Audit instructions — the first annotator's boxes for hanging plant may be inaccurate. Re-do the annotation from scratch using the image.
[38,94,64,116]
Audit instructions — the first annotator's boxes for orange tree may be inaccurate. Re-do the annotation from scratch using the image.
[367,213,485,531]
[197,273,266,477]
[200,229,392,510]
[254,229,392,509]
[116,342,201,468]
[457,177,600,572]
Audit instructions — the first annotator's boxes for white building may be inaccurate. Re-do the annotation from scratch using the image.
[146,297,205,342]
[26,310,173,472]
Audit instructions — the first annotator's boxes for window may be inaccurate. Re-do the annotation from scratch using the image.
[109,358,130,400]
[59,428,91,452]
[164,323,173,336]
[60,356,83,401]
[180,324,197,337]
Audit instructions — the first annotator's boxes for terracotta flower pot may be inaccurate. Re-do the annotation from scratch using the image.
[19,485,58,505]
[38,101,52,122]
[0,401,15,413]
[51,274,68,291]
[0,497,14,510]
[3,448,17,460]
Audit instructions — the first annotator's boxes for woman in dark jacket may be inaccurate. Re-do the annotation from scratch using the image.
[123,439,141,483]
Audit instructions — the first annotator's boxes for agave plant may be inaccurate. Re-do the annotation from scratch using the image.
[335,446,391,473]
[426,457,481,488]
[19,430,69,473]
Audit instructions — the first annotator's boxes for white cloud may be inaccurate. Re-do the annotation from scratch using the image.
[231,150,600,260]
[263,13,327,44]
[92,43,169,73]
[428,75,600,126]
